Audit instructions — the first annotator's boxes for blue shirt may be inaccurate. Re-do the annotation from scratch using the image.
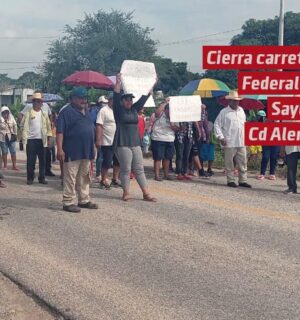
[56,104,95,162]
[88,106,100,127]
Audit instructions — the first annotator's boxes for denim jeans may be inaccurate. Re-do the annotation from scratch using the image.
[96,148,103,177]
[260,146,280,175]
[175,137,192,175]
[286,152,300,192]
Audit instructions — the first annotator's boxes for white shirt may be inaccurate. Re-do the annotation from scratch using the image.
[285,146,300,155]
[28,110,42,139]
[21,103,51,116]
[284,120,300,155]
[96,106,116,146]
[151,112,175,142]
[214,106,246,148]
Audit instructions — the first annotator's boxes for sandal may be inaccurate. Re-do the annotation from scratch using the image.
[164,176,174,181]
[269,175,276,180]
[257,175,265,180]
[154,176,163,182]
[143,194,157,202]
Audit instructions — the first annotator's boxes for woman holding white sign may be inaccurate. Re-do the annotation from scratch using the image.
[113,74,157,202]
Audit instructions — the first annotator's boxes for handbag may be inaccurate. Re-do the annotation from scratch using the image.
[4,121,17,143]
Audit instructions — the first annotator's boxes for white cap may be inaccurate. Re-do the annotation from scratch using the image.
[98,96,108,104]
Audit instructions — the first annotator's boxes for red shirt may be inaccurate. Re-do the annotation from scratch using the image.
[138,115,145,139]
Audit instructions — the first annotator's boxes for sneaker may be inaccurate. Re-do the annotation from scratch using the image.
[239,182,252,188]
[199,169,205,177]
[27,180,34,185]
[283,189,297,194]
[227,182,238,188]
[207,169,214,177]
[111,179,122,187]
[100,180,111,190]
[63,204,81,213]
[38,179,48,185]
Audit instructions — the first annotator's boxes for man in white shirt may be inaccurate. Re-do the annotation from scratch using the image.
[283,145,300,194]
[22,93,52,185]
[214,91,252,188]
[19,92,55,177]
[95,93,120,189]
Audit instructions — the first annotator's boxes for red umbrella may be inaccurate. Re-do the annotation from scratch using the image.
[62,70,114,89]
[218,96,265,110]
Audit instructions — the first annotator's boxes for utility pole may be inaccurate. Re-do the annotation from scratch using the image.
[278,0,284,45]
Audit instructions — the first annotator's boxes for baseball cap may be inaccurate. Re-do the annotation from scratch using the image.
[98,96,108,104]
[121,93,135,99]
[71,87,88,98]
[257,110,266,117]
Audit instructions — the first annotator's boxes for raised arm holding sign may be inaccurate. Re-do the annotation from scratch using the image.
[120,60,157,107]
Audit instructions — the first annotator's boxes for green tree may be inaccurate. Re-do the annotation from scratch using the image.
[42,10,157,92]
[153,56,200,95]
[0,73,14,89]
[16,72,43,89]
[42,10,199,95]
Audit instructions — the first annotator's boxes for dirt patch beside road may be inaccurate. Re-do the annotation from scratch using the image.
[0,272,57,320]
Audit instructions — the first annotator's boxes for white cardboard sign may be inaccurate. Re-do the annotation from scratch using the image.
[169,96,202,122]
[120,60,157,108]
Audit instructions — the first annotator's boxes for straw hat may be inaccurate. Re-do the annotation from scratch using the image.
[32,92,43,101]
[225,90,243,101]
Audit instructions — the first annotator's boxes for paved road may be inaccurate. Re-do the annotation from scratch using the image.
[0,153,300,320]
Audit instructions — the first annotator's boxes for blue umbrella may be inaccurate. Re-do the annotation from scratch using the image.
[43,93,63,102]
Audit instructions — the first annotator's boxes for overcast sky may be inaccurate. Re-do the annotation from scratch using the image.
[1,0,299,78]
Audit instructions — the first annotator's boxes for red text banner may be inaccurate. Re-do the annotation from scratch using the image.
[203,45,300,70]
[268,97,300,121]
[245,122,300,146]
[238,72,300,95]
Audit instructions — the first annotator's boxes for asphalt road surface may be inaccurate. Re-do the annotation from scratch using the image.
[0,153,300,320]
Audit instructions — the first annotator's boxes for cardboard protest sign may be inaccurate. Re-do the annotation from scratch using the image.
[169,96,202,122]
[120,60,156,107]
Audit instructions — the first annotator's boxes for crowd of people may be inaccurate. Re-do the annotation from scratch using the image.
[0,79,299,209]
